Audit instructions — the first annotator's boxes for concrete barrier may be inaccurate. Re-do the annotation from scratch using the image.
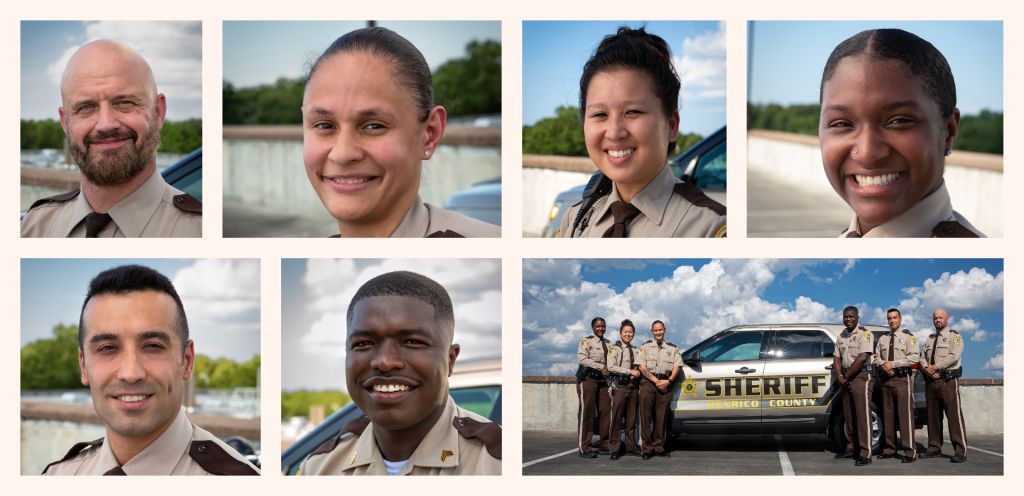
[522,376,1003,435]
[747,130,1003,237]
[521,155,596,237]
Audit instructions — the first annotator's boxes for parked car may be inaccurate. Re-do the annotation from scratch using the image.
[444,177,501,226]
[541,126,725,237]
[222,436,261,469]
[281,358,502,475]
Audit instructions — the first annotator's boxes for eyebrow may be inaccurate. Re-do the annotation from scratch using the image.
[304,106,397,119]
[585,100,652,111]
[348,328,434,341]
[823,104,849,113]
[882,100,922,111]
[89,330,172,345]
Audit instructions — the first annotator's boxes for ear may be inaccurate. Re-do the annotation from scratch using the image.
[182,339,195,381]
[422,105,447,160]
[447,343,461,377]
[59,107,69,135]
[79,348,89,386]
[667,109,680,142]
[155,93,167,131]
[944,107,961,151]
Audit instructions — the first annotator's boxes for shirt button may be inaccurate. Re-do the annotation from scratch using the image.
[943,227,955,234]
[198,445,207,453]
[176,197,185,203]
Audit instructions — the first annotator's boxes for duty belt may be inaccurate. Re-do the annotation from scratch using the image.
[882,366,912,379]
[940,367,963,381]
[652,372,670,380]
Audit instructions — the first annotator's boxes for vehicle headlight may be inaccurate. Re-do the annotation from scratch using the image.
[549,205,560,219]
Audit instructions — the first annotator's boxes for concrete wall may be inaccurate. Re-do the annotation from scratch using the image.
[747,131,1003,237]
[521,168,592,236]
[22,419,106,475]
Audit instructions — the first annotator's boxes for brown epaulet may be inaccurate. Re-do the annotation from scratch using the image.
[932,221,979,238]
[585,335,595,339]
[902,329,913,335]
[858,326,868,331]
[427,230,465,238]
[172,194,202,214]
[672,182,725,216]
[188,441,259,475]
[453,417,502,459]
[643,340,653,345]
[666,342,677,348]
[29,189,80,211]
[310,418,371,456]
[328,234,341,238]
[950,329,959,334]
[42,437,103,475]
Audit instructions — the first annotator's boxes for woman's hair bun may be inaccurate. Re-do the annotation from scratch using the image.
[620,318,635,330]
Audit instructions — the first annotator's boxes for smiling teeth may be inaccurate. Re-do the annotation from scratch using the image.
[855,172,900,187]
[608,149,635,158]
[373,384,410,393]
[118,395,147,403]
[329,177,371,184]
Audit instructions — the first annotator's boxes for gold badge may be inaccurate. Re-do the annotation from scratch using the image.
[441,450,454,462]
[679,375,701,398]
[348,452,357,465]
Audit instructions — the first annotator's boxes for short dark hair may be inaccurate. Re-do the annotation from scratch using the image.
[591,317,606,327]
[652,320,665,328]
[842,305,859,315]
[820,29,956,119]
[887,308,902,317]
[307,27,434,122]
[579,26,681,155]
[620,319,634,331]
[346,271,454,343]
[79,264,189,358]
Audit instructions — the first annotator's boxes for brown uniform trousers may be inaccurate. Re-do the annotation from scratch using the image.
[880,373,916,457]
[925,377,967,457]
[638,380,671,455]
[577,376,611,453]
[842,370,874,459]
[608,383,638,453]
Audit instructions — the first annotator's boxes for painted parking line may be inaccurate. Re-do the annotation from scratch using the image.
[943,439,1003,458]
[523,448,579,468]
[774,435,795,476]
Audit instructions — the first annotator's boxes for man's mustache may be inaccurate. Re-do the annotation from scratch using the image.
[84,128,139,146]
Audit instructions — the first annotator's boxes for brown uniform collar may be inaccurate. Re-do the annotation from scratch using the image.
[96,406,193,475]
[65,169,170,238]
[844,180,953,237]
[344,395,464,474]
[592,165,677,228]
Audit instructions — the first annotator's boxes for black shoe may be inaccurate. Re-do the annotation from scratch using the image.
[641,453,653,460]
[627,450,642,457]
[918,451,940,459]
[951,454,967,463]
[834,453,854,459]
[877,453,895,459]
[655,451,670,458]
[597,450,611,455]
[579,451,597,458]
[855,457,873,466]
[610,454,621,460]
[901,456,916,463]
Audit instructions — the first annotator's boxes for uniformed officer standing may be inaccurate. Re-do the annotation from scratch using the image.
[834,306,875,466]
[607,319,641,460]
[636,320,682,460]
[873,308,920,462]
[919,308,967,463]
[576,317,612,458]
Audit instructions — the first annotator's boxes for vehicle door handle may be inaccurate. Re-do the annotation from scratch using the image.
[735,367,756,374]
[824,365,833,370]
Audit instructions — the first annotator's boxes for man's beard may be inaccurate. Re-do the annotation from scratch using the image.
[69,116,161,187]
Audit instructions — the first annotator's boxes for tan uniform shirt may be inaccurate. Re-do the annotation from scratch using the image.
[636,340,683,376]
[299,395,501,475]
[921,328,964,370]
[578,335,611,370]
[872,329,921,368]
[836,326,874,370]
[21,169,202,238]
[607,341,638,375]
[42,407,259,475]
[556,165,727,238]
[840,181,985,238]
[330,195,500,238]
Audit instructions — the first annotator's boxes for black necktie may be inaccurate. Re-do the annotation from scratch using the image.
[602,201,641,238]
[888,333,895,361]
[628,346,634,368]
[85,213,113,237]
[601,339,608,366]
[930,332,939,365]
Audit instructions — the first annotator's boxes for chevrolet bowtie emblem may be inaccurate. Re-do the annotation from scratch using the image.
[348,452,357,465]
[441,450,454,462]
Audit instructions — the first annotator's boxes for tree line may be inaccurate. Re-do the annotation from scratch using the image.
[522,105,705,158]
[20,119,203,154]
[21,324,259,390]
[223,40,501,125]
[282,390,352,420]
[747,103,1003,154]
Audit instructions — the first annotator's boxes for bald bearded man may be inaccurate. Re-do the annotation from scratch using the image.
[22,40,201,238]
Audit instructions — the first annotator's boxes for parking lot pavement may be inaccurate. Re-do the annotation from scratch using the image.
[747,168,853,238]
[523,430,1003,475]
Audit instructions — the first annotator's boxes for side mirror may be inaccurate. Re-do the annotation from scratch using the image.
[684,356,701,366]
[823,352,835,358]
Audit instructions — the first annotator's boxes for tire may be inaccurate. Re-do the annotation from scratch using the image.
[832,402,883,453]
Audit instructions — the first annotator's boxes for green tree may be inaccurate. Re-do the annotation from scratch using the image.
[955,109,1003,154]
[223,79,306,125]
[159,119,203,153]
[20,119,66,149]
[674,132,705,157]
[281,390,352,420]
[21,324,85,390]
[193,354,261,389]
[432,40,502,116]
[522,105,588,156]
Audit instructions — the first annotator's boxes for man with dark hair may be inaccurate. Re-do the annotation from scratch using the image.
[833,306,874,466]
[920,308,967,462]
[576,317,611,458]
[300,271,501,475]
[874,308,920,462]
[636,320,681,460]
[21,40,201,238]
[43,265,258,475]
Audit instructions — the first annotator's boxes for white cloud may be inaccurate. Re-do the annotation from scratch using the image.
[982,354,1003,370]
[673,22,726,110]
[901,268,1003,313]
[173,259,261,327]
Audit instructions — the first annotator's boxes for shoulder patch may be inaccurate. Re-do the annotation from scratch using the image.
[310,418,370,457]
[453,417,501,460]
[672,182,726,216]
[29,189,80,212]
[932,221,980,238]
[42,437,104,475]
[863,332,872,342]
[189,441,258,475]
[172,193,202,214]
[426,229,465,238]
[607,346,616,355]
[580,338,588,347]
[953,335,962,345]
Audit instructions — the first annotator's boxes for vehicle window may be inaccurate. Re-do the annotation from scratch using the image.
[171,168,203,202]
[823,335,836,357]
[699,331,764,362]
[769,330,826,359]
[450,385,501,419]
[694,140,726,189]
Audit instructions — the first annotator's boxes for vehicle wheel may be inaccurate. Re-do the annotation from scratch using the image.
[834,402,883,453]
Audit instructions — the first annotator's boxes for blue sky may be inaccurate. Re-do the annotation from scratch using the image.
[523,21,726,137]
[749,21,1003,115]
[282,259,501,392]
[523,259,1003,379]
[223,21,501,88]
[21,259,260,362]
[21,21,203,121]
